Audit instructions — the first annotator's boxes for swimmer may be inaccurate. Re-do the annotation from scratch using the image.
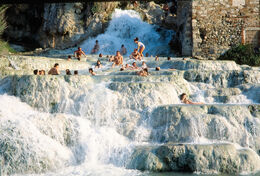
[39,70,45,75]
[48,63,60,75]
[89,68,96,76]
[155,67,160,71]
[67,55,72,61]
[95,60,102,69]
[134,37,145,57]
[131,62,139,70]
[33,69,39,75]
[99,53,103,58]
[167,57,171,60]
[179,93,204,105]
[142,61,147,69]
[155,56,159,61]
[74,70,78,75]
[125,64,130,69]
[66,69,72,75]
[137,68,149,77]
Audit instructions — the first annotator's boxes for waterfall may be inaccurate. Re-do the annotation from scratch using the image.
[0,7,260,176]
[80,9,174,56]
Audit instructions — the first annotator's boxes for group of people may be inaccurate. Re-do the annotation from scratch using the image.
[71,37,145,62]
[33,36,203,105]
[33,63,80,76]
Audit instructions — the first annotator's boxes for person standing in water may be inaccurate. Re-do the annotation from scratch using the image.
[91,40,100,54]
[120,44,127,55]
[74,47,87,61]
[134,37,145,57]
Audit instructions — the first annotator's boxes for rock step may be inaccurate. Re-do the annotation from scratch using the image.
[3,55,248,71]
[1,55,90,71]
[127,143,260,174]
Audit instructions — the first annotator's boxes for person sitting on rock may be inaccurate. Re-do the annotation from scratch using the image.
[74,47,87,61]
[33,69,39,75]
[130,48,141,61]
[66,69,72,75]
[134,37,145,57]
[112,51,123,67]
[120,44,127,55]
[95,60,102,69]
[89,68,96,76]
[91,40,100,54]
[137,68,149,77]
[179,93,204,105]
[48,63,60,75]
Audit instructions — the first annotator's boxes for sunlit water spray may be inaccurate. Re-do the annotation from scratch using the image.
[81,9,173,56]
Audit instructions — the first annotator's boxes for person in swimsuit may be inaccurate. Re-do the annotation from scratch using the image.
[74,47,87,61]
[48,63,60,75]
[131,62,139,70]
[89,68,96,76]
[142,61,147,69]
[130,48,141,60]
[33,69,39,75]
[134,37,145,57]
[120,44,127,55]
[66,69,72,75]
[112,51,123,67]
[91,40,100,54]
[95,60,102,69]
[137,68,149,77]
[179,93,204,104]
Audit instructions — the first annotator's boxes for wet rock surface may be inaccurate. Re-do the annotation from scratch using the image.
[127,143,260,173]
[0,54,259,175]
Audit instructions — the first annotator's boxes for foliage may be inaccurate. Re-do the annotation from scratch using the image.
[91,3,101,15]
[0,5,16,54]
[0,5,7,36]
[0,40,16,54]
[218,44,260,66]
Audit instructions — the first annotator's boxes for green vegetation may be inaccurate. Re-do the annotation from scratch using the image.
[218,44,260,66]
[0,40,16,54]
[0,5,15,54]
[0,5,7,35]
[91,3,101,15]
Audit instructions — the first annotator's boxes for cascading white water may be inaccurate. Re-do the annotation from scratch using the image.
[1,7,260,176]
[81,9,174,56]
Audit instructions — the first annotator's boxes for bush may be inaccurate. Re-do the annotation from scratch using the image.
[0,5,7,36]
[218,44,260,66]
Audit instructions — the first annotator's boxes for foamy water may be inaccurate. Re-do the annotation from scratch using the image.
[61,9,174,57]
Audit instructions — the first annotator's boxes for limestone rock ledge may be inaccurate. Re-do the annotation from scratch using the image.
[127,143,260,174]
